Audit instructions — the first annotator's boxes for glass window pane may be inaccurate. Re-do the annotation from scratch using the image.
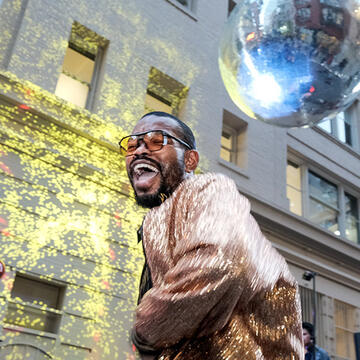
[334,111,352,146]
[308,171,338,208]
[295,0,311,5]
[62,47,95,84]
[336,112,346,143]
[335,301,356,360]
[309,198,338,233]
[297,8,311,22]
[221,131,233,149]
[317,118,332,133]
[344,121,352,146]
[322,7,344,26]
[287,186,302,216]
[220,148,231,162]
[144,93,172,114]
[11,276,60,308]
[320,0,341,6]
[287,162,302,190]
[55,73,89,107]
[345,193,359,243]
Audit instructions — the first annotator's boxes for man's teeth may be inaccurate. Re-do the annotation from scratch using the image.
[133,163,159,175]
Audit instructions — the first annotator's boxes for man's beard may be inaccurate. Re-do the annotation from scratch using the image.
[130,155,185,209]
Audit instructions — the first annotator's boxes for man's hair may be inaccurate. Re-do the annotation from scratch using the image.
[302,322,314,337]
[140,111,196,150]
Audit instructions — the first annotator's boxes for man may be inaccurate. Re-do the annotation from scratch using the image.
[120,111,304,359]
[302,322,330,360]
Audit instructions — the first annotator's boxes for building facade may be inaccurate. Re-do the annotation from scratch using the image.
[0,0,359,359]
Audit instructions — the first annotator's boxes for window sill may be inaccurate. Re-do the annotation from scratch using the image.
[218,158,249,179]
[3,324,58,340]
[165,0,198,21]
[287,210,360,249]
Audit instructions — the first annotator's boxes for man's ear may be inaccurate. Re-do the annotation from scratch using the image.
[184,150,199,173]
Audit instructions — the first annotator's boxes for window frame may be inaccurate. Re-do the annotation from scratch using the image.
[219,109,248,170]
[316,104,358,150]
[220,124,238,165]
[286,156,360,244]
[334,300,357,360]
[3,274,65,335]
[286,161,303,216]
[55,23,107,110]
[145,66,188,117]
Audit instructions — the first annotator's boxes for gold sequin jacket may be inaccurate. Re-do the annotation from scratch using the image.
[135,173,304,359]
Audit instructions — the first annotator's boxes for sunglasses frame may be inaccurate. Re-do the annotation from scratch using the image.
[119,129,192,156]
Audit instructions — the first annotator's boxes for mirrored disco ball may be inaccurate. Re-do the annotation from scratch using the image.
[219,0,360,127]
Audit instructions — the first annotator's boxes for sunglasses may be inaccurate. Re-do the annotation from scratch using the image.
[119,130,192,156]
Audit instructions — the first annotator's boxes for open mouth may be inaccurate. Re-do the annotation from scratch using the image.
[133,163,159,177]
[131,162,161,192]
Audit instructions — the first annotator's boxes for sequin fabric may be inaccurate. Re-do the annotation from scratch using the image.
[134,173,304,359]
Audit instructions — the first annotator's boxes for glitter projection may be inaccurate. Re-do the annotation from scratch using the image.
[0,1,202,359]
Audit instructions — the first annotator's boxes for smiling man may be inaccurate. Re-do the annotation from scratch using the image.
[121,111,304,359]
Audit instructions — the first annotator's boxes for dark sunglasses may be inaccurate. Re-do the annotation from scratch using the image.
[119,130,192,156]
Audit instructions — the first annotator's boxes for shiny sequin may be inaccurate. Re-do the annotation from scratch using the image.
[134,173,303,359]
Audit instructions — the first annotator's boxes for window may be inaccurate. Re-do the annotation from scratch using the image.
[296,7,311,22]
[220,110,247,168]
[287,161,302,216]
[299,286,325,347]
[55,22,108,109]
[286,159,360,243]
[320,0,341,5]
[144,67,188,117]
[335,300,356,360]
[4,275,64,334]
[221,126,236,163]
[295,0,311,5]
[145,91,172,114]
[308,171,339,234]
[317,110,353,147]
[345,193,360,243]
[322,7,344,27]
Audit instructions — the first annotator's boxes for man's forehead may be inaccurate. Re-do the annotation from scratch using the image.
[132,115,181,135]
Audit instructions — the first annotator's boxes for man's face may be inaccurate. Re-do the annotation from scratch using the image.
[125,115,187,208]
[302,328,311,346]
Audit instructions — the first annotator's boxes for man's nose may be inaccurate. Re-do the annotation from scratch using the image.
[133,140,150,156]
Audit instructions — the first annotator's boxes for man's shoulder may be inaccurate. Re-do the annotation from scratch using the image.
[175,172,250,210]
[181,172,237,192]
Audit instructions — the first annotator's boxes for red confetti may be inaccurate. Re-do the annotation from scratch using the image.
[108,248,116,261]
[93,332,101,342]
[102,280,110,290]
[0,162,13,175]
[18,104,30,110]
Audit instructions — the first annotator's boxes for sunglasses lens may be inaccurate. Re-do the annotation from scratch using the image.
[127,136,138,153]
[121,131,165,155]
[145,132,164,151]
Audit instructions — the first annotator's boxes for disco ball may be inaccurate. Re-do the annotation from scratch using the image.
[219,0,360,127]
